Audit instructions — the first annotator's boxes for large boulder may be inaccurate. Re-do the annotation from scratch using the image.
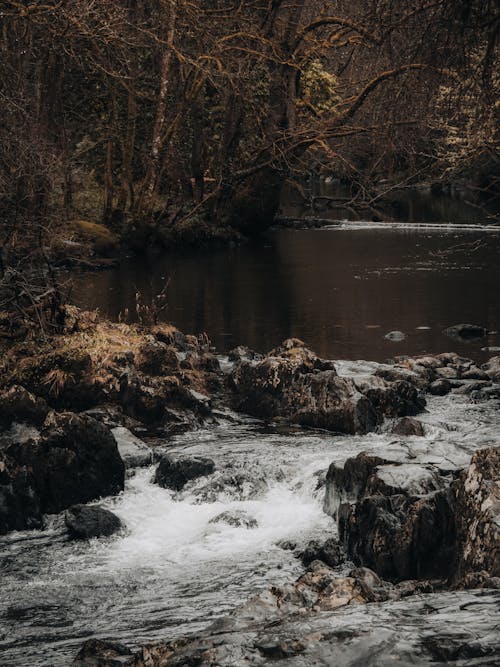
[453,446,500,580]
[325,451,457,581]
[154,454,215,491]
[338,489,456,581]
[326,446,500,584]
[231,340,378,434]
[65,504,123,539]
[0,412,125,534]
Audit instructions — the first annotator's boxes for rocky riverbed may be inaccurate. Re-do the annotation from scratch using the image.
[0,310,499,665]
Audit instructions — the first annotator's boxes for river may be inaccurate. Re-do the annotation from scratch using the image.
[1,197,500,665]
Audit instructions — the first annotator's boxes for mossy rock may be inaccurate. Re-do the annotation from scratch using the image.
[71,220,119,256]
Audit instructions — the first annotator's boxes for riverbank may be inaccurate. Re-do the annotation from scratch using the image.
[0,311,498,664]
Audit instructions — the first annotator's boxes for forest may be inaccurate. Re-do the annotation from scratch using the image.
[0,3,499,666]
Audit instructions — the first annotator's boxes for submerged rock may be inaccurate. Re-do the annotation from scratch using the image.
[384,330,406,342]
[154,454,215,491]
[65,504,122,539]
[444,323,487,340]
[209,510,258,529]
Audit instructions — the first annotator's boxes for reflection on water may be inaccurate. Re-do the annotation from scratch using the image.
[72,224,500,361]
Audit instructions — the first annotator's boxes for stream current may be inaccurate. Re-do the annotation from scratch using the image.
[1,361,499,666]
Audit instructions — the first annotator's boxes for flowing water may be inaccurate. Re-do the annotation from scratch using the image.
[2,195,500,665]
[1,366,499,665]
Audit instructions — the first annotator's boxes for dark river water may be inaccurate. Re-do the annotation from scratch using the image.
[73,219,500,362]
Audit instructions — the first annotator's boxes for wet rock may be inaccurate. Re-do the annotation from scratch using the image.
[444,323,487,340]
[325,449,457,582]
[355,376,426,418]
[429,378,451,395]
[65,504,122,539]
[228,346,263,363]
[155,454,215,491]
[454,446,500,580]
[391,416,425,436]
[73,639,134,667]
[0,413,124,534]
[189,463,271,502]
[300,538,344,568]
[461,367,489,381]
[135,340,179,375]
[384,331,406,342]
[374,366,428,390]
[0,461,43,533]
[111,426,154,468]
[436,366,459,379]
[37,413,125,514]
[324,452,390,519]
[483,356,500,382]
[0,385,49,427]
[339,489,456,581]
[209,510,258,529]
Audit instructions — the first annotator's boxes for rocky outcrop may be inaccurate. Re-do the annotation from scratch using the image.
[326,446,500,584]
[231,340,411,434]
[0,412,125,534]
[453,447,499,580]
[338,487,456,581]
[154,454,215,491]
[65,504,123,539]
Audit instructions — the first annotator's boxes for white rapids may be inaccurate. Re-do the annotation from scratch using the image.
[0,380,499,666]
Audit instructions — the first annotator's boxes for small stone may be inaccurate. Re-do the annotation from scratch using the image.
[384,331,406,342]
